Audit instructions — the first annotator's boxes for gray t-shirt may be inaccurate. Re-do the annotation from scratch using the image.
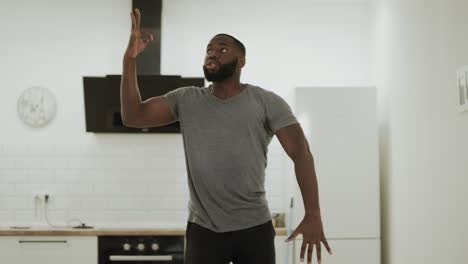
[163,84,298,232]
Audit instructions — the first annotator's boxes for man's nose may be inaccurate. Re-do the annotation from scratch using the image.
[209,52,220,60]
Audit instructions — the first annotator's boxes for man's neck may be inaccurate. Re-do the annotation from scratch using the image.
[211,79,244,99]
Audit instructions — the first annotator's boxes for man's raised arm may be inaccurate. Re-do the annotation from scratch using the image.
[120,8,175,128]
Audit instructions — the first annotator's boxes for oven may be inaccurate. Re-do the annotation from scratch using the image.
[98,236,184,264]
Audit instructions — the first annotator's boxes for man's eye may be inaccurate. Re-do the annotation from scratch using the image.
[221,48,228,52]
[207,50,212,54]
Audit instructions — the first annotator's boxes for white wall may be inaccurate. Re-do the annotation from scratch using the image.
[0,0,373,228]
[452,6,468,257]
[374,0,468,263]
[161,0,373,94]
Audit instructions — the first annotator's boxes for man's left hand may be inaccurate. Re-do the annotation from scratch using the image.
[285,214,332,264]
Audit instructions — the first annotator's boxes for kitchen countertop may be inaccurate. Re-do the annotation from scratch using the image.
[0,227,287,236]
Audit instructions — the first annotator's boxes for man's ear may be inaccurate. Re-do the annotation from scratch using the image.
[240,57,246,67]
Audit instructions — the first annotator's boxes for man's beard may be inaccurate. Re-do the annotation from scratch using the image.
[203,59,238,82]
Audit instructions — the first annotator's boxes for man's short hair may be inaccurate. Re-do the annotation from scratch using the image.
[215,33,246,56]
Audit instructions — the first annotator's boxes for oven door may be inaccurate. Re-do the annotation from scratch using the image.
[98,236,184,264]
[107,254,184,263]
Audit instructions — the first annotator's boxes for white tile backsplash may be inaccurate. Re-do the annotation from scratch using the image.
[0,211,14,225]
[0,184,16,195]
[0,159,16,169]
[12,210,36,226]
[0,169,28,183]
[0,197,28,210]
[47,197,84,210]
[28,169,56,183]
[0,141,289,227]
[14,183,43,196]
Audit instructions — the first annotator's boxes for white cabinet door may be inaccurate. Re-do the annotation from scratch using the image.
[292,238,380,264]
[294,87,380,239]
[0,236,22,264]
[0,236,97,264]
[275,235,293,264]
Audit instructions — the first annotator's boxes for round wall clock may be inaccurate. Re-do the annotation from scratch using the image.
[17,86,57,128]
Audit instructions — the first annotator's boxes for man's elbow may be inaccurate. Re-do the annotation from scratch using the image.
[290,148,314,164]
[121,113,141,128]
[122,119,136,128]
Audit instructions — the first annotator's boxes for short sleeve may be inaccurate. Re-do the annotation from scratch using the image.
[162,87,190,121]
[264,92,298,133]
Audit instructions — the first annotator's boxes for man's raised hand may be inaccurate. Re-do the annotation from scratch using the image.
[125,8,153,59]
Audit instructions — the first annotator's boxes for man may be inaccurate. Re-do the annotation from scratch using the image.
[121,8,332,264]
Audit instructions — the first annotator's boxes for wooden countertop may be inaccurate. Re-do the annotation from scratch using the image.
[0,227,287,236]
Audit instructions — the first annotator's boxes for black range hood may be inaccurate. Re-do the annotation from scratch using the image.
[83,75,203,133]
[83,0,204,133]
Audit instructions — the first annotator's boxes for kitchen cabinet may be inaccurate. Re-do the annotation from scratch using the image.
[1,232,289,264]
[292,87,381,264]
[0,236,97,264]
[294,87,380,238]
[275,235,293,264]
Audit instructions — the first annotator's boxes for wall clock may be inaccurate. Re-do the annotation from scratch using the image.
[17,86,57,128]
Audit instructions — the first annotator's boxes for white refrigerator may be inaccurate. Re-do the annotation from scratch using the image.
[287,87,381,264]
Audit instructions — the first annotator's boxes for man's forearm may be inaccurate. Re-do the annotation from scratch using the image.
[294,152,321,217]
[120,56,142,124]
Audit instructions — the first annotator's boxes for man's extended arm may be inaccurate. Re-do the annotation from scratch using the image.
[276,123,332,264]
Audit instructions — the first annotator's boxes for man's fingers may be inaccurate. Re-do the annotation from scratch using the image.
[141,31,153,39]
[285,229,299,242]
[322,238,332,255]
[130,11,136,31]
[316,243,322,264]
[307,243,314,264]
[139,32,154,45]
[300,241,307,262]
[135,8,141,30]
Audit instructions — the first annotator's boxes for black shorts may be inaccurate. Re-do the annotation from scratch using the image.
[185,220,276,264]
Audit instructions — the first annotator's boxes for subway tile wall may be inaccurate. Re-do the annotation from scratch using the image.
[0,137,290,228]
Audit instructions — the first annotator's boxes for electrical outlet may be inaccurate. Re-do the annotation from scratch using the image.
[457,65,468,113]
[33,191,51,202]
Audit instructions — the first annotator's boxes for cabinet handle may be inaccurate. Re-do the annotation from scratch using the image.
[109,255,173,261]
[18,240,68,244]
